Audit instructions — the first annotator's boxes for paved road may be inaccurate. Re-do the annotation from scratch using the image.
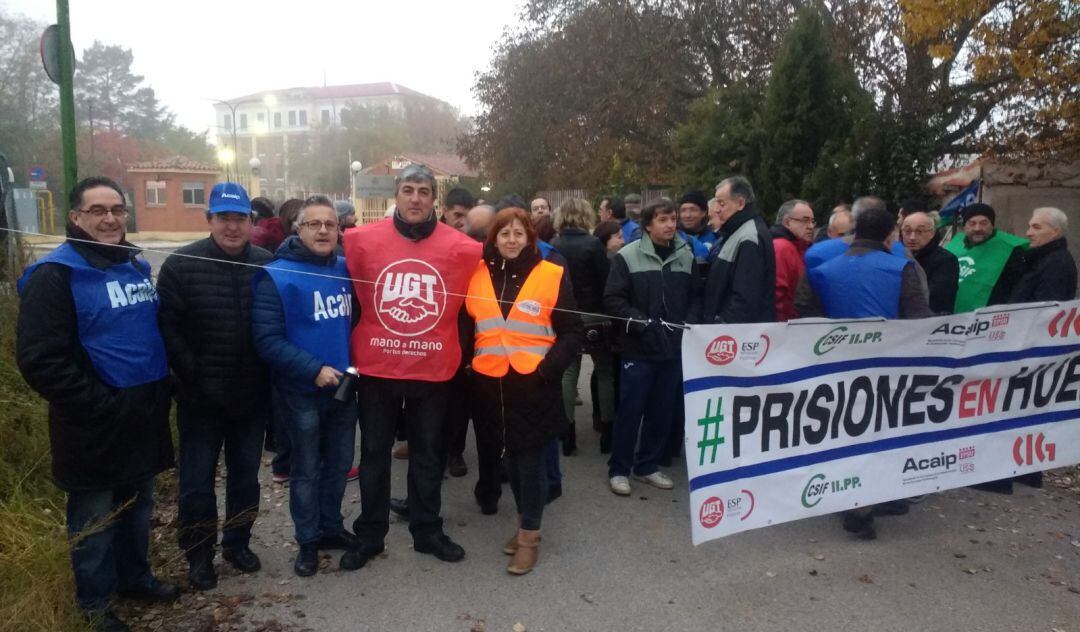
[123,371,1080,632]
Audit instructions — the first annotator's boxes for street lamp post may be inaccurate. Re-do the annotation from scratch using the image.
[249,157,262,197]
[211,99,240,181]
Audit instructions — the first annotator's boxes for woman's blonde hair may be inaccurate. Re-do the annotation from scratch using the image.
[554,198,595,233]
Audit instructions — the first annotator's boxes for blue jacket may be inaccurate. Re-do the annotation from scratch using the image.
[805,236,906,269]
[620,218,641,244]
[252,236,354,394]
[808,246,908,319]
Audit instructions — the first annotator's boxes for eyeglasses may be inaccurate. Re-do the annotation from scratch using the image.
[901,228,933,236]
[299,220,339,231]
[79,205,129,219]
[788,216,816,226]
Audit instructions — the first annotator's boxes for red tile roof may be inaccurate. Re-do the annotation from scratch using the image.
[226,82,428,104]
[128,156,219,172]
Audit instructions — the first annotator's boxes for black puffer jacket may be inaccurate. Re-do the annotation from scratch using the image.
[16,227,173,492]
[703,205,777,324]
[1011,237,1078,303]
[157,236,273,418]
[470,244,583,455]
[551,227,609,314]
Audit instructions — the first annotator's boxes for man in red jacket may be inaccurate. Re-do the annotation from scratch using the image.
[771,199,815,321]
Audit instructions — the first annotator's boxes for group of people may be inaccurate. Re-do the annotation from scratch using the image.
[14,166,1076,631]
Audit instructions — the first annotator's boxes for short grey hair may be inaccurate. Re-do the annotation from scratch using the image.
[296,194,335,229]
[333,199,355,220]
[851,196,887,220]
[715,176,755,206]
[395,164,437,196]
[828,209,852,232]
[776,199,810,225]
[1033,206,1068,233]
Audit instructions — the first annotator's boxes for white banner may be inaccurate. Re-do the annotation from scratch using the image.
[682,301,1080,545]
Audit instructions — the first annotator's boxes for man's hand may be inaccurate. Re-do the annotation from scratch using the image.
[315,366,343,388]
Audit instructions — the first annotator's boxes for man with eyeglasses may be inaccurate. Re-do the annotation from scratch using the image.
[17,176,179,631]
[252,195,357,577]
[901,211,959,314]
[771,199,815,321]
[156,182,273,591]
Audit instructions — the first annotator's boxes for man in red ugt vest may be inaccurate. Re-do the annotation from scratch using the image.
[339,164,482,570]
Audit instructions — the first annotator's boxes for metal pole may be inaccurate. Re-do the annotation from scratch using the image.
[57,0,77,196]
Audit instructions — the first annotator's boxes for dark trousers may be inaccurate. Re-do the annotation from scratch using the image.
[608,356,681,478]
[474,425,503,508]
[279,391,357,544]
[67,479,155,611]
[506,448,547,530]
[442,368,472,462]
[177,405,264,559]
[354,377,449,544]
[270,386,291,476]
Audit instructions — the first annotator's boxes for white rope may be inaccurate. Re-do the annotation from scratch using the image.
[1,226,683,328]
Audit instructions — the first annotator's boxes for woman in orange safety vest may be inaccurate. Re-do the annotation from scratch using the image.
[465,207,582,576]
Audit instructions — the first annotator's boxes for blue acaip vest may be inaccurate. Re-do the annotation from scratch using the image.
[264,257,352,385]
[17,243,168,388]
[805,237,906,269]
[808,249,908,319]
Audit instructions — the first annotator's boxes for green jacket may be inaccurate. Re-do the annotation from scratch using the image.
[945,229,1028,313]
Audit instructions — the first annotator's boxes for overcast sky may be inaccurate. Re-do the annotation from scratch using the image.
[6,0,523,143]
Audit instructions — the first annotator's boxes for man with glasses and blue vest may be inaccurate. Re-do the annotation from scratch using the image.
[17,176,178,631]
[252,195,358,577]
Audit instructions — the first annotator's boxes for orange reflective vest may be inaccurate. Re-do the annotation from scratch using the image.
[465,259,563,377]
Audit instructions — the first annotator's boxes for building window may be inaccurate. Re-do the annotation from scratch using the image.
[145,181,166,206]
[239,113,248,130]
[288,111,297,127]
[182,182,205,206]
[223,114,232,130]
[257,112,264,122]
[321,109,331,124]
[298,110,307,126]
[274,112,282,129]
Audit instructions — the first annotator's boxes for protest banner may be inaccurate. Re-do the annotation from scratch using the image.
[682,302,1080,545]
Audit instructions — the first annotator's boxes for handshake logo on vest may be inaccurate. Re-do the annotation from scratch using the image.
[375,259,446,336]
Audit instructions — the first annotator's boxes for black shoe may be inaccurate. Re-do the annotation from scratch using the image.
[187,554,217,592]
[414,533,465,562]
[318,530,359,550]
[872,500,910,517]
[294,543,319,577]
[222,546,261,573]
[389,497,411,519]
[118,578,181,602]
[84,608,130,632]
[841,511,877,540]
[972,479,1014,495]
[546,483,562,505]
[339,542,385,571]
[448,454,468,477]
[1015,471,1043,488]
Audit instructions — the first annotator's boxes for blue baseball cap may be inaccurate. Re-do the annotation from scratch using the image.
[208,182,252,214]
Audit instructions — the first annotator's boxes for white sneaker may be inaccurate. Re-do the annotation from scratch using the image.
[634,471,674,490]
[609,476,631,496]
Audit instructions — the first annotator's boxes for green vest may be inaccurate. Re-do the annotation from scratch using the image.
[945,230,1028,313]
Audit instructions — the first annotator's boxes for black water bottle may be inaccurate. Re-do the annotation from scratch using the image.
[333,367,359,402]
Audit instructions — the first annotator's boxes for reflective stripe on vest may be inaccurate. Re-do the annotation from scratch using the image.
[464,259,563,377]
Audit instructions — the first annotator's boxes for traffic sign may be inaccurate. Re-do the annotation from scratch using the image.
[29,181,47,190]
[29,165,45,181]
[355,175,397,199]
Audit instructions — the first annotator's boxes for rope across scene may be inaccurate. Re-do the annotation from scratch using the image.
[1,226,691,330]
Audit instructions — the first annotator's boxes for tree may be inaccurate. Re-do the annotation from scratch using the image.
[672,84,763,191]
[0,10,58,185]
[76,42,145,132]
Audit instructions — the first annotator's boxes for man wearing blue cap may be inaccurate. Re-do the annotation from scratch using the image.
[157,182,273,590]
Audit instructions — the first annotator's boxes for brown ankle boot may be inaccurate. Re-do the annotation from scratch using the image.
[503,516,523,555]
[506,529,540,575]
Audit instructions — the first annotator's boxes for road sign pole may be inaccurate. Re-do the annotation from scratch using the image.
[56,0,77,199]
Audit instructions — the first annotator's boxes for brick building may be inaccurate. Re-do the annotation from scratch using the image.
[128,156,220,232]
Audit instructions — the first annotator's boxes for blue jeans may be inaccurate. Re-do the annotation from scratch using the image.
[66,479,155,611]
[279,390,357,544]
[608,356,681,478]
[507,448,547,530]
[545,440,562,488]
[177,405,265,558]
